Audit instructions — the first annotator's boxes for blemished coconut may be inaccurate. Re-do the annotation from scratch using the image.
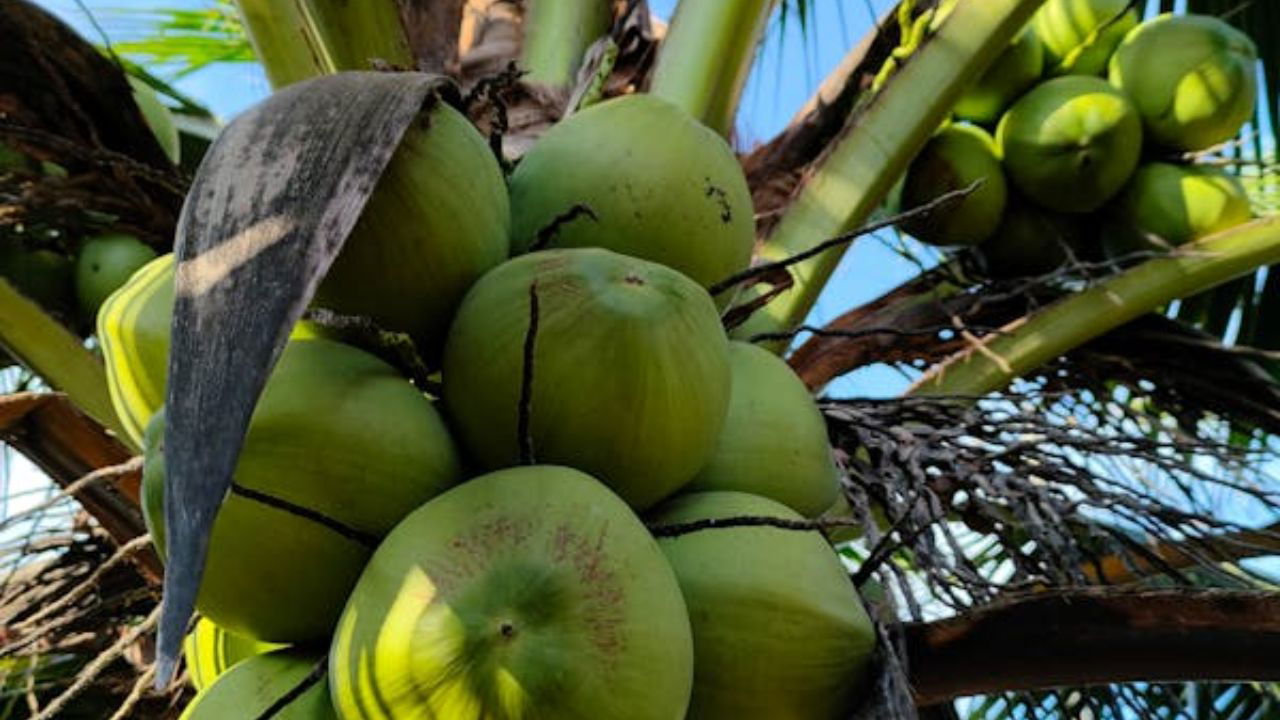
[329,465,694,720]
[314,98,510,360]
[1109,14,1258,151]
[143,337,464,643]
[653,491,876,720]
[900,123,1008,247]
[74,233,157,322]
[955,29,1045,126]
[508,94,754,300]
[1105,162,1252,257]
[686,341,840,517]
[997,76,1142,213]
[180,650,335,719]
[443,248,731,510]
[183,617,284,692]
[1033,0,1139,77]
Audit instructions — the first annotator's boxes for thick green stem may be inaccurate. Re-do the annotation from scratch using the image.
[911,217,1280,397]
[520,0,612,90]
[753,0,1046,338]
[0,279,131,448]
[648,0,777,136]
[233,0,412,89]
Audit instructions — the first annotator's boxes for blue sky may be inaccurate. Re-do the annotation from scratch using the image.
[36,0,916,398]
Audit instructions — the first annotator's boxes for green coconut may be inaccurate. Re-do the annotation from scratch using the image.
[997,75,1142,213]
[1033,0,1139,77]
[955,29,1045,126]
[1105,162,1252,258]
[127,76,181,165]
[443,248,731,510]
[0,245,74,319]
[183,617,285,692]
[977,198,1082,278]
[143,336,464,643]
[329,465,694,720]
[685,341,839,517]
[900,123,1008,247]
[653,491,876,720]
[181,650,335,719]
[1109,14,1258,152]
[74,233,158,322]
[508,94,754,299]
[314,99,509,361]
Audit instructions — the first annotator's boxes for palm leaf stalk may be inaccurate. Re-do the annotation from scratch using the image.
[0,280,128,446]
[911,217,1280,397]
[520,0,612,90]
[648,0,778,136]
[230,0,411,88]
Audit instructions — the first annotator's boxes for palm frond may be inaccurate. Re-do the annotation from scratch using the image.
[92,1,252,78]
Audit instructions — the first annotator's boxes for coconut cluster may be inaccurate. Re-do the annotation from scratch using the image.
[102,91,877,718]
[0,77,175,351]
[901,5,1257,276]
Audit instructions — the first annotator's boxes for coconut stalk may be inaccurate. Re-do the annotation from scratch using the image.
[0,278,128,445]
[648,0,778,136]
[232,0,412,89]
[750,0,1046,339]
[911,216,1280,397]
[520,0,613,90]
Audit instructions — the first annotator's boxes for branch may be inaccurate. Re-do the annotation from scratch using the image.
[0,392,160,582]
[912,217,1280,398]
[1083,521,1280,585]
[906,589,1280,705]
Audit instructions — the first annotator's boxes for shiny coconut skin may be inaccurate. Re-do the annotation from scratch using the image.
[508,94,754,299]
[686,342,839,517]
[653,492,876,720]
[1106,162,1252,257]
[329,466,694,720]
[183,617,284,692]
[1109,14,1258,152]
[1033,0,1138,77]
[181,650,335,719]
[74,233,157,322]
[315,100,510,360]
[443,248,731,511]
[900,123,1009,247]
[97,253,173,446]
[144,337,464,643]
[954,29,1045,126]
[997,76,1142,213]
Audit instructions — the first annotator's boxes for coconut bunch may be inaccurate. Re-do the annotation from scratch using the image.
[0,76,173,340]
[100,89,877,718]
[900,2,1258,277]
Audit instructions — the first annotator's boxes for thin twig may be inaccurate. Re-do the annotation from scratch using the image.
[30,604,160,720]
[106,664,156,720]
[0,457,142,533]
[11,535,153,634]
[647,515,860,538]
[708,182,980,296]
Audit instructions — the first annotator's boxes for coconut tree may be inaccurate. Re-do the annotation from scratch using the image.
[0,0,1278,718]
